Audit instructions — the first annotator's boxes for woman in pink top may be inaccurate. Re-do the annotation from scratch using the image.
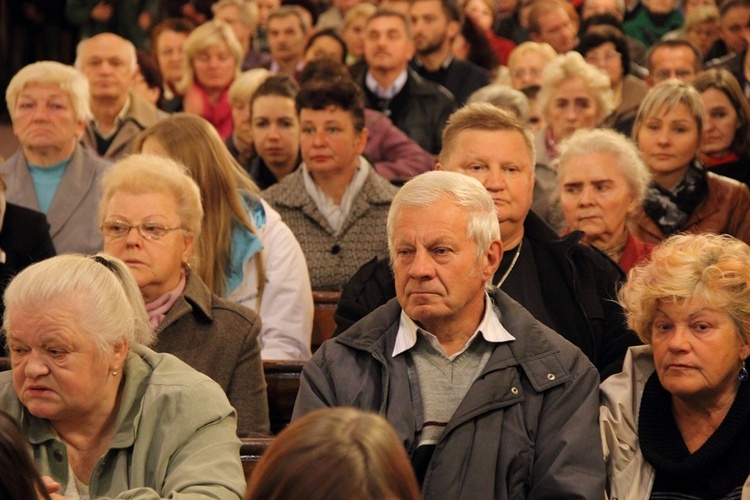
[180,19,242,139]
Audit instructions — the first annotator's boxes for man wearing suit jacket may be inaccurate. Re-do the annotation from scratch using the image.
[2,60,112,255]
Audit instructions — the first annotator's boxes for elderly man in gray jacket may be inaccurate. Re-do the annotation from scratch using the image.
[293,170,605,498]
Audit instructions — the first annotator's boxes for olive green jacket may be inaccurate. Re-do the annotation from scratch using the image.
[0,344,246,499]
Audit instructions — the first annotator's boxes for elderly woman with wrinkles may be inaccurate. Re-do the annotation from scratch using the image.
[535,51,614,166]
[0,254,246,498]
[603,233,750,498]
[100,153,270,437]
[630,80,750,245]
[557,128,654,272]
[1,61,111,254]
[530,51,614,226]
[576,25,649,136]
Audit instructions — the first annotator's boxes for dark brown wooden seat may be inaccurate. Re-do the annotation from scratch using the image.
[263,360,305,435]
[312,291,341,353]
[0,357,9,372]
[240,437,274,480]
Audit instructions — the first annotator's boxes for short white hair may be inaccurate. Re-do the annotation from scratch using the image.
[3,254,154,352]
[74,34,138,75]
[6,61,92,122]
[387,171,500,262]
[558,128,652,205]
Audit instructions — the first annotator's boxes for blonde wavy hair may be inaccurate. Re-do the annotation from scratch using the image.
[618,233,750,344]
[537,51,614,124]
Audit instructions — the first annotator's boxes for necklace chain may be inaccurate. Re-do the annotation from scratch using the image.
[496,239,522,288]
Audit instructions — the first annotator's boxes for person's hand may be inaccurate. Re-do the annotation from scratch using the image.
[40,476,64,499]
[91,1,114,22]
[182,85,206,116]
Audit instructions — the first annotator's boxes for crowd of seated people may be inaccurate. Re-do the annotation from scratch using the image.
[5,0,750,496]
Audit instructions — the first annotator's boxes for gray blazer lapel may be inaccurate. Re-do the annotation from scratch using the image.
[2,151,42,212]
[46,147,95,240]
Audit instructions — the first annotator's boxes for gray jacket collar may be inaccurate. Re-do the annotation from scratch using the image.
[3,146,97,242]
[336,287,571,394]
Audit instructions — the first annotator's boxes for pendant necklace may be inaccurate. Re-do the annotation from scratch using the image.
[496,239,522,288]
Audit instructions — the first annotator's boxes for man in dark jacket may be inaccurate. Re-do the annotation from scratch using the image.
[358,8,455,154]
[294,170,605,498]
[408,0,490,106]
[334,103,640,378]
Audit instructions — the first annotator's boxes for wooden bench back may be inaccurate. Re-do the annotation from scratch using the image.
[263,360,305,435]
[240,437,274,480]
[312,291,340,353]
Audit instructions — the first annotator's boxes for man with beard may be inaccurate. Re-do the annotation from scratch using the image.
[358,8,455,154]
[409,0,490,105]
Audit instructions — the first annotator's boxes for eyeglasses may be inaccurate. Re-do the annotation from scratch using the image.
[101,221,184,240]
[510,67,543,79]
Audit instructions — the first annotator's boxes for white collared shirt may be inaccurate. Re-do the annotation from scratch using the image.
[301,156,370,235]
[393,292,515,360]
[270,59,305,75]
[365,69,408,99]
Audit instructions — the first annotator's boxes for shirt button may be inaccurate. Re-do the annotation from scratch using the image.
[510,386,519,395]
[54,449,64,462]
[547,373,556,381]
[331,244,341,254]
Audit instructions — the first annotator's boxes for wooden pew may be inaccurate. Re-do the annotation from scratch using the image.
[240,437,274,480]
[263,360,305,435]
[312,291,341,353]
[0,357,9,372]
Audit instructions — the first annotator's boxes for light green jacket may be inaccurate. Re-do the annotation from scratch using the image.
[0,344,246,499]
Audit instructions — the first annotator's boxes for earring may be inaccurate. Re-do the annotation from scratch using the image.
[112,369,118,377]
[739,361,748,382]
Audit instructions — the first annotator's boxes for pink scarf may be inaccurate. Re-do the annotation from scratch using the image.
[145,272,187,329]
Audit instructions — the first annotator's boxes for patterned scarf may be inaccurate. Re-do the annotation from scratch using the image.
[643,160,708,236]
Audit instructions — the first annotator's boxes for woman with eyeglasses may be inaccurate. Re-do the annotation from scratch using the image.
[99,153,270,438]
[505,41,557,91]
[577,25,649,137]
[534,51,614,165]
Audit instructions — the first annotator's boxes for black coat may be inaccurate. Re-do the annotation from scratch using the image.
[334,211,640,379]
[360,68,455,155]
[410,58,491,106]
[0,203,56,325]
